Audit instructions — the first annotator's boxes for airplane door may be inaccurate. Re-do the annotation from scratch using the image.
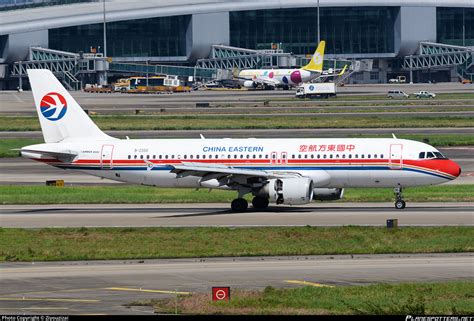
[270,152,277,165]
[100,144,114,169]
[281,152,288,165]
[389,144,403,169]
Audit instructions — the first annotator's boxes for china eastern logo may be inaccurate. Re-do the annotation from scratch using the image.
[40,92,67,121]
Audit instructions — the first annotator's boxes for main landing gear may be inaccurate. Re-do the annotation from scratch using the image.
[231,196,269,212]
[394,187,406,209]
[231,198,248,212]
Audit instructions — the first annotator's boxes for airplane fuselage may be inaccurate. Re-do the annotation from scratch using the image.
[238,68,316,87]
[23,138,460,190]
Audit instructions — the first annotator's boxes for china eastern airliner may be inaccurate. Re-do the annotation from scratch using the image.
[238,41,326,89]
[21,69,461,211]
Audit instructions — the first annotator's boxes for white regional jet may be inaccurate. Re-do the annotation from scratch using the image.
[238,41,326,90]
[21,69,461,212]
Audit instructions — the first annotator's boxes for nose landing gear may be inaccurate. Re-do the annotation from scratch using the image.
[394,187,406,209]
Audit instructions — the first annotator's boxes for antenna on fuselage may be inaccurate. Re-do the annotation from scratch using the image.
[200,134,206,139]
[392,133,397,139]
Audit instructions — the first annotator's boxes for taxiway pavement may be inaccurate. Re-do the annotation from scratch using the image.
[1,202,473,228]
[0,253,472,315]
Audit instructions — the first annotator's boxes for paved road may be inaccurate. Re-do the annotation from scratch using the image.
[0,253,472,315]
[2,146,472,185]
[2,202,473,228]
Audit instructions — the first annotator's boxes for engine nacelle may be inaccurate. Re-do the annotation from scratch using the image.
[243,80,257,88]
[259,178,314,205]
[313,188,344,201]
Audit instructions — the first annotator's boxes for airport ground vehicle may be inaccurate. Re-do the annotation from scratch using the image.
[387,90,409,99]
[296,83,336,99]
[413,91,436,98]
[388,76,406,83]
[21,70,461,212]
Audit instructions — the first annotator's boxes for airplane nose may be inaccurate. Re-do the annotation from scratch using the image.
[447,160,462,178]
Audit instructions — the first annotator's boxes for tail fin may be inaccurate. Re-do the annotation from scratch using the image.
[301,41,325,73]
[27,69,112,143]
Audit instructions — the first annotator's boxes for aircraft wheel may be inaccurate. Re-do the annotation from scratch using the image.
[252,197,269,210]
[395,200,406,209]
[231,198,248,212]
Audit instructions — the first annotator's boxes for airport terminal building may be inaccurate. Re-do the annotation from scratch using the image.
[0,0,473,88]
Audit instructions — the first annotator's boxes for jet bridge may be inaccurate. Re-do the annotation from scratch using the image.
[402,42,474,82]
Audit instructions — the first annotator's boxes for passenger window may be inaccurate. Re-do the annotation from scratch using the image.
[246,154,250,159]
[368,154,371,159]
[228,155,231,159]
[240,155,243,159]
[265,154,268,159]
[381,154,384,158]
[215,155,218,159]
[209,155,213,159]
[311,154,314,159]
[190,155,193,159]
[355,154,358,158]
[128,155,131,159]
[304,154,308,159]
[330,154,333,159]
[234,155,237,159]
[342,154,346,159]
[196,155,200,159]
[140,155,143,159]
[253,155,256,159]
[323,154,327,159]
[153,155,156,159]
[317,154,320,159]
[146,155,150,159]
[171,155,174,159]
[259,155,263,159]
[292,154,295,159]
[203,155,206,159]
[348,154,352,159]
[183,155,187,159]
[336,154,339,158]
[361,154,364,159]
[298,155,301,159]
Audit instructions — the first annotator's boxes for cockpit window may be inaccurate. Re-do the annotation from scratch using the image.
[433,152,447,159]
[422,151,448,160]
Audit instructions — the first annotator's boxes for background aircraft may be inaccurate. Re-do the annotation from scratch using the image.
[238,41,326,90]
[21,70,461,212]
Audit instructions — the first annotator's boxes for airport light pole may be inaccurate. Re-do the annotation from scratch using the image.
[103,0,108,85]
[317,0,320,44]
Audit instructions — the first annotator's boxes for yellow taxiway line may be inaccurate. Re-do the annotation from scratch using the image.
[104,287,191,295]
[285,280,335,288]
[0,298,99,303]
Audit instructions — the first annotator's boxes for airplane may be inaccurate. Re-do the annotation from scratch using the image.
[20,69,461,212]
[238,41,326,90]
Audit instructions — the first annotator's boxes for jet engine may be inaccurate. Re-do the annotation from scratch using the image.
[258,178,314,205]
[313,188,344,201]
[243,80,257,88]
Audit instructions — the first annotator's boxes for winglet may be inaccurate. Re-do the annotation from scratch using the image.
[338,65,348,76]
[301,41,325,73]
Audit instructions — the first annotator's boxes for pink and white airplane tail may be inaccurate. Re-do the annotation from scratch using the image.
[27,69,112,143]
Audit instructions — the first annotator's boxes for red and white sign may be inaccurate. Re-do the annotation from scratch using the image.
[212,287,230,301]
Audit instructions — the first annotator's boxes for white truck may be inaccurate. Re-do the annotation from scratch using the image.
[296,83,336,99]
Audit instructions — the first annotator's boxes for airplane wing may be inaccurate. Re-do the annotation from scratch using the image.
[170,163,302,188]
[253,77,280,87]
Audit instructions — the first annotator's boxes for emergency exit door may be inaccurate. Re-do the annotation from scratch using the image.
[389,144,403,169]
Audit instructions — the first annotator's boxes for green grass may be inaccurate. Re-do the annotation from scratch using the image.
[1,115,473,131]
[1,185,473,204]
[0,226,472,262]
[145,282,474,315]
[0,138,41,157]
[1,134,473,159]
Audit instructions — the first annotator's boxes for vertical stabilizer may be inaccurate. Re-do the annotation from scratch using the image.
[301,41,326,72]
[27,69,113,143]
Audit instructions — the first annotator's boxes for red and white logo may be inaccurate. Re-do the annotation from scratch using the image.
[40,92,67,121]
